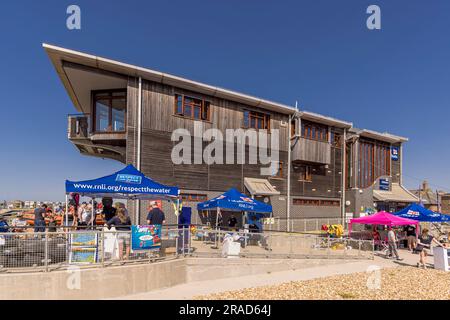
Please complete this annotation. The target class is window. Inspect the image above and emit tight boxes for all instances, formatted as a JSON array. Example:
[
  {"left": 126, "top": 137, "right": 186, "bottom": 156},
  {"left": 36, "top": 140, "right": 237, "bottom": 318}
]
[
  {"left": 301, "top": 121, "right": 328, "bottom": 142},
  {"left": 330, "top": 132, "right": 342, "bottom": 148},
  {"left": 243, "top": 110, "right": 270, "bottom": 130},
  {"left": 270, "top": 161, "right": 283, "bottom": 178},
  {"left": 293, "top": 198, "right": 340, "bottom": 206},
  {"left": 293, "top": 199, "right": 320, "bottom": 206},
  {"left": 175, "top": 94, "right": 210, "bottom": 121},
  {"left": 180, "top": 193, "right": 208, "bottom": 202},
  {"left": 358, "top": 140, "right": 391, "bottom": 188},
  {"left": 93, "top": 90, "right": 127, "bottom": 132},
  {"left": 299, "top": 165, "right": 313, "bottom": 182}
]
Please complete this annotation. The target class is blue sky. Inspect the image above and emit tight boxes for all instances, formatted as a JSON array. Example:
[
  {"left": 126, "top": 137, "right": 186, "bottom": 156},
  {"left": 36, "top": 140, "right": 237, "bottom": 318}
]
[{"left": 1, "top": 0, "right": 449, "bottom": 200}]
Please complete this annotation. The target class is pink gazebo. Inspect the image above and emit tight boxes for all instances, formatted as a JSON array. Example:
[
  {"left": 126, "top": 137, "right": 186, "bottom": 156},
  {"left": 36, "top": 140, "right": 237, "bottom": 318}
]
[{"left": 348, "top": 211, "right": 419, "bottom": 236}]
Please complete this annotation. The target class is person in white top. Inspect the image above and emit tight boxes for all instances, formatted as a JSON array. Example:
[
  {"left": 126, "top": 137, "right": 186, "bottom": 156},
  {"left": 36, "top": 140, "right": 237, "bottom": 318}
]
[{"left": 387, "top": 227, "right": 403, "bottom": 261}]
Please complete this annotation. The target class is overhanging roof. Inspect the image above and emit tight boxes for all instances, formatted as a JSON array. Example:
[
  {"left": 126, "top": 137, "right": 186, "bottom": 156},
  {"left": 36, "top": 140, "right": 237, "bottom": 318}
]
[
  {"left": 298, "top": 110, "right": 353, "bottom": 129},
  {"left": 373, "top": 183, "right": 419, "bottom": 203},
  {"left": 351, "top": 128, "right": 408, "bottom": 143},
  {"left": 43, "top": 43, "right": 296, "bottom": 115},
  {"left": 244, "top": 178, "right": 280, "bottom": 196}
]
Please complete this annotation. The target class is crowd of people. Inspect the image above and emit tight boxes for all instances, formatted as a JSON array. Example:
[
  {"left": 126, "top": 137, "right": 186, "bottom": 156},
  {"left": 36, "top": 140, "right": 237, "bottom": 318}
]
[{"left": 372, "top": 224, "right": 450, "bottom": 269}]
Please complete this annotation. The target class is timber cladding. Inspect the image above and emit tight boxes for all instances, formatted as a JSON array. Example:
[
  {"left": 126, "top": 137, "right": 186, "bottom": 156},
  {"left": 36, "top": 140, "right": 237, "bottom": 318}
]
[{"left": 125, "top": 78, "right": 344, "bottom": 199}]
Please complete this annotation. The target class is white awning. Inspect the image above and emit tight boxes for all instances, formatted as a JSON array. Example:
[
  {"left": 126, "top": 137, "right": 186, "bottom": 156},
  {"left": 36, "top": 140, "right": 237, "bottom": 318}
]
[
  {"left": 244, "top": 178, "right": 280, "bottom": 196},
  {"left": 373, "top": 183, "right": 419, "bottom": 203}
]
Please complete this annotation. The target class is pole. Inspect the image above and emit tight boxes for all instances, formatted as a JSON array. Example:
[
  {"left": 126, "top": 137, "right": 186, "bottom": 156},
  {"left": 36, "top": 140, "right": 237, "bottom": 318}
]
[
  {"left": 287, "top": 107, "right": 294, "bottom": 232},
  {"left": 65, "top": 194, "right": 69, "bottom": 228},
  {"left": 91, "top": 198, "right": 95, "bottom": 229},
  {"left": 341, "top": 128, "right": 347, "bottom": 225},
  {"left": 135, "top": 76, "right": 143, "bottom": 224}
]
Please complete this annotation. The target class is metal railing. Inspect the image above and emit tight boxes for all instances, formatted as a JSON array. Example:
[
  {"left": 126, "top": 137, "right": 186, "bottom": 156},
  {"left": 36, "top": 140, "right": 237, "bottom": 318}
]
[
  {"left": 264, "top": 217, "right": 350, "bottom": 233},
  {"left": 190, "top": 228, "right": 373, "bottom": 260},
  {"left": 0, "top": 226, "right": 373, "bottom": 273}
]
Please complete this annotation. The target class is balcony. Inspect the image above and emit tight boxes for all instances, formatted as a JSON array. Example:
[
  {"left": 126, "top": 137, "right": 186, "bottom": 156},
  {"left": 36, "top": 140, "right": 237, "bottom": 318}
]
[
  {"left": 67, "top": 114, "right": 126, "bottom": 163},
  {"left": 291, "top": 136, "right": 331, "bottom": 165}
]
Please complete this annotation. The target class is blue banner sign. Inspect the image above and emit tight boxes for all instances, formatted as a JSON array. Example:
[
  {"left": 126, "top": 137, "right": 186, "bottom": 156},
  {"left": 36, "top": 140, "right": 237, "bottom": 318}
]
[
  {"left": 391, "top": 147, "right": 399, "bottom": 161},
  {"left": 131, "top": 225, "right": 162, "bottom": 251},
  {"left": 379, "top": 178, "right": 390, "bottom": 191}
]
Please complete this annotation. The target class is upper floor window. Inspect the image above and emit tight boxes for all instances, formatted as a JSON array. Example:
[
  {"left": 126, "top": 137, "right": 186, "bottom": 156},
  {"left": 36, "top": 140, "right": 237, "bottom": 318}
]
[
  {"left": 243, "top": 110, "right": 270, "bottom": 130},
  {"left": 175, "top": 94, "right": 210, "bottom": 121},
  {"left": 330, "top": 132, "right": 342, "bottom": 148},
  {"left": 358, "top": 140, "right": 391, "bottom": 188},
  {"left": 93, "top": 90, "right": 127, "bottom": 132},
  {"left": 301, "top": 121, "right": 328, "bottom": 142}
]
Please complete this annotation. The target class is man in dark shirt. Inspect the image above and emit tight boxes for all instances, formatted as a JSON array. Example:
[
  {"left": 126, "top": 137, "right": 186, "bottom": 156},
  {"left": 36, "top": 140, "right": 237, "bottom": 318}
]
[
  {"left": 228, "top": 214, "right": 238, "bottom": 230},
  {"left": 146, "top": 201, "right": 165, "bottom": 225},
  {"left": 34, "top": 204, "right": 47, "bottom": 233},
  {"left": 102, "top": 197, "right": 117, "bottom": 222}
]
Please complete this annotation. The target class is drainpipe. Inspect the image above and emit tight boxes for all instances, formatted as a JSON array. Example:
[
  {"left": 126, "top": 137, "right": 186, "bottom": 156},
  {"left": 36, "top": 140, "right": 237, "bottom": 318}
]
[
  {"left": 341, "top": 128, "right": 347, "bottom": 224},
  {"left": 135, "top": 77, "right": 142, "bottom": 224}
]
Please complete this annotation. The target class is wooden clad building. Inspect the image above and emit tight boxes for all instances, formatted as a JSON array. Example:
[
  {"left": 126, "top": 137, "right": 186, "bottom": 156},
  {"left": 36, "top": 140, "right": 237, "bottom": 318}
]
[{"left": 44, "top": 44, "right": 417, "bottom": 226}]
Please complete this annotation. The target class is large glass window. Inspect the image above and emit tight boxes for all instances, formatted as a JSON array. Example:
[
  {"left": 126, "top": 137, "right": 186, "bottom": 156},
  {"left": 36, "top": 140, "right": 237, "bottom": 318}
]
[
  {"left": 301, "top": 121, "right": 328, "bottom": 142},
  {"left": 93, "top": 90, "right": 127, "bottom": 132},
  {"left": 358, "top": 140, "right": 391, "bottom": 188}
]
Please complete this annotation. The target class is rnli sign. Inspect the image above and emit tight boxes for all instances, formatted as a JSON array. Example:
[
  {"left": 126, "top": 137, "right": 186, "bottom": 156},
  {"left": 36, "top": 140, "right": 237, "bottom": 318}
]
[
  {"left": 116, "top": 174, "right": 142, "bottom": 184},
  {"left": 391, "top": 147, "right": 399, "bottom": 161}
]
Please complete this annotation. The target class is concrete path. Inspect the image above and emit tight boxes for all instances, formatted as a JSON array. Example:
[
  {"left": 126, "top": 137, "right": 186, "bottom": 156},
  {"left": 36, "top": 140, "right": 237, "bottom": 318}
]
[{"left": 116, "top": 250, "right": 422, "bottom": 300}]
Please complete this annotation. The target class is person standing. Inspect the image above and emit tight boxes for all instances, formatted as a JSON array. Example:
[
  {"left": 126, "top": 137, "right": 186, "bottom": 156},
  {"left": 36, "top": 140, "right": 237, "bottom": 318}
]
[
  {"left": 106, "top": 208, "right": 132, "bottom": 260},
  {"left": 387, "top": 227, "right": 403, "bottom": 261},
  {"left": 34, "top": 204, "right": 47, "bottom": 233},
  {"left": 416, "top": 228, "right": 444, "bottom": 269},
  {"left": 405, "top": 225, "right": 417, "bottom": 252},
  {"left": 227, "top": 214, "right": 238, "bottom": 231},
  {"left": 146, "top": 201, "right": 165, "bottom": 225}
]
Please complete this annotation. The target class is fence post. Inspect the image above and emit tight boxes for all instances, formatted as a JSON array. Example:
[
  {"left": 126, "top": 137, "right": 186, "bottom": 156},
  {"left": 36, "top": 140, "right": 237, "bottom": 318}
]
[
  {"left": 304, "top": 219, "right": 306, "bottom": 232},
  {"left": 327, "top": 237, "right": 330, "bottom": 259},
  {"left": 316, "top": 219, "right": 319, "bottom": 231},
  {"left": 44, "top": 230, "right": 49, "bottom": 272},
  {"left": 101, "top": 229, "right": 105, "bottom": 267},
  {"left": 175, "top": 233, "right": 179, "bottom": 258}
]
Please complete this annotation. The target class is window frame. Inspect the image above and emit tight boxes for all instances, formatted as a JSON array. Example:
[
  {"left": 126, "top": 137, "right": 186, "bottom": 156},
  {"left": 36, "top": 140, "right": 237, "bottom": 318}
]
[
  {"left": 298, "top": 165, "right": 313, "bottom": 182},
  {"left": 300, "top": 121, "right": 329, "bottom": 142},
  {"left": 92, "top": 89, "right": 127, "bottom": 133},
  {"left": 174, "top": 94, "right": 211, "bottom": 121},
  {"left": 243, "top": 110, "right": 271, "bottom": 130}
]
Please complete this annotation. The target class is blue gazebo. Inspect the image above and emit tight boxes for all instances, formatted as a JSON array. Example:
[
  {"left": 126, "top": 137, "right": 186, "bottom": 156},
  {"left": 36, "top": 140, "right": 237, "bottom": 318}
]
[
  {"left": 197, "top": 188, "right": 272, "bottom": 231},
  {"left": 394, "top": 203, "right": 449, "bottom": 222},
  {"left": 65, "top": 164, "right": 179, "bottom": 225}
]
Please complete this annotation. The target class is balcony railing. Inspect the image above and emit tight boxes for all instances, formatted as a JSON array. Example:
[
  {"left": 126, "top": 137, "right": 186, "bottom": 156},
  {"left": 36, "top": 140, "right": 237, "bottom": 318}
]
[
  {"left": 68, "top": 114, "right": 90, "bottom": 140},
  {"left": 291, "top": 137, "right": 331, "bottom": 164}
]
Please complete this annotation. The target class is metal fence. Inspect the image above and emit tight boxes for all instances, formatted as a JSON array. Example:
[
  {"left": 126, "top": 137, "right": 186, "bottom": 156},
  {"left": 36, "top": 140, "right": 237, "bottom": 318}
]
[
  {"left": 190, "top": 229, "right": 373, "bottom": 260},
  {"left": 0, "top": 226, "right": 373, "bottom": 272},
  {"left": 265, "top": 217, "right": 350, "bottom": 233}
]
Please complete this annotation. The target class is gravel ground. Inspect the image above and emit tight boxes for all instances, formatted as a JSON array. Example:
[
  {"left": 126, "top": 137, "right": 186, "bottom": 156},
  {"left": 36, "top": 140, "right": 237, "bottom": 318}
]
[{"left": 196, "top": 267, "right": 450, "bottom": 300}]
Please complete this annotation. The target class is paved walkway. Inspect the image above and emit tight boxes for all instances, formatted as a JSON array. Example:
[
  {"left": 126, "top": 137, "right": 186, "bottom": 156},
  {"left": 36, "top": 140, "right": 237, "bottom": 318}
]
[{"left": 116, "top": 249, "right": 423, "bottom": 300}]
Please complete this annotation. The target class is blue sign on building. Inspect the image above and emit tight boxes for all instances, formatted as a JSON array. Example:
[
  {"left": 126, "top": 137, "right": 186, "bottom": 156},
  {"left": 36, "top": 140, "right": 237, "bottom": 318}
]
[
  {"left": 391, "top": 147, "right": 399, "bottom": 161},
  {"left": 379, "top": 178, "right": 390, "bottom": 191}
]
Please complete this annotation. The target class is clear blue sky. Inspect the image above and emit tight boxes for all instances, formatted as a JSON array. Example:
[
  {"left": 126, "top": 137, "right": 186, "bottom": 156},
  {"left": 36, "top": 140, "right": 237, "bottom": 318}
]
[{"left": 1, "top": 0, "right": 449, "bottom": 201}]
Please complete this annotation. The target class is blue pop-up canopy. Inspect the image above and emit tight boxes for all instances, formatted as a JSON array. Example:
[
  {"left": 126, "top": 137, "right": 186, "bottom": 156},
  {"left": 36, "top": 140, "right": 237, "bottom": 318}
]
[
  {"left": 394, "top": 203, "right": 449, "bottom": 222},
  {"left": 197, "top": 188, "right": 272, "bottom": 213},
  {"left": 65, "top": 164, "right": 179, "bottom": 200}
]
